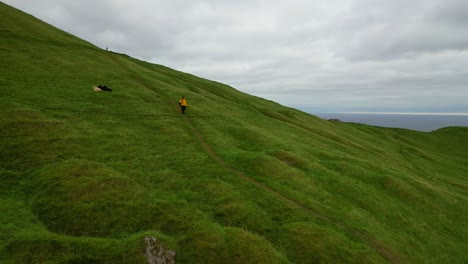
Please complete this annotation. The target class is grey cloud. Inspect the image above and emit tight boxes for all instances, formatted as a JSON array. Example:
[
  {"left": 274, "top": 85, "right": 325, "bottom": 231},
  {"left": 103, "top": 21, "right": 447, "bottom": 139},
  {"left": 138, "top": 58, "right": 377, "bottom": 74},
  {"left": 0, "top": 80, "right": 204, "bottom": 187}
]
[
  {"left": 330, "top": 0, "right": 468, "bottom": 61},
  {"left": 429, "top": 0, "right": 468, "bottom": 26}
]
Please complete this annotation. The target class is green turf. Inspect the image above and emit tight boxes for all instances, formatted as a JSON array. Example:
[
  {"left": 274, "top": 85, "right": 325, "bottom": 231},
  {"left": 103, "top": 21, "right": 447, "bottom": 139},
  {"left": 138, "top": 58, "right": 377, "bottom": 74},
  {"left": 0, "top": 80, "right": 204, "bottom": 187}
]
[{"left": 1, "top": 2, "right": 467, "bottom": 263}]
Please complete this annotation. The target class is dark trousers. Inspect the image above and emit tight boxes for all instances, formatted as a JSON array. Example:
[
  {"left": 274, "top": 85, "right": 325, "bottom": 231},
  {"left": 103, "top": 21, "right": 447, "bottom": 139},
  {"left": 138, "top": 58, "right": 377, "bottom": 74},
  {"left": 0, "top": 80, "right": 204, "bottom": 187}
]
[{"left": 181, "top": 105, "right": 186, "bottom": 114}]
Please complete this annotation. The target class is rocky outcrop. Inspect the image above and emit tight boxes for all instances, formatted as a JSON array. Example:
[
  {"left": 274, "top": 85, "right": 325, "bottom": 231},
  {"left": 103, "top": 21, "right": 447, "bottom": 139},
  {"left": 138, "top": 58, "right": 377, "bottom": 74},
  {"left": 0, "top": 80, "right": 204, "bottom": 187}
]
[{"left": 144, "top": 236, "right": 176, "bottom": 264}]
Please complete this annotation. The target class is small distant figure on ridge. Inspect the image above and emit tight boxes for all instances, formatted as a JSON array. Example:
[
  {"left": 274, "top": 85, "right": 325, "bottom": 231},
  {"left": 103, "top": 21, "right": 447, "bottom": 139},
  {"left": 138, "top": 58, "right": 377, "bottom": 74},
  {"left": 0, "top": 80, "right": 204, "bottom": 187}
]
[{"left": 179, "top": 95, "right": 188, "bottom": 114}]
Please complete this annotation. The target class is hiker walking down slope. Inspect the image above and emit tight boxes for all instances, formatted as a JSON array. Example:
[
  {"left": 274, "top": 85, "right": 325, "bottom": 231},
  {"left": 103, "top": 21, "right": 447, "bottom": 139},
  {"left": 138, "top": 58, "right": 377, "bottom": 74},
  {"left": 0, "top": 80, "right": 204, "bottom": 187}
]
[{"left": 179, "top": 95, "right": 188, "bottom": 114}]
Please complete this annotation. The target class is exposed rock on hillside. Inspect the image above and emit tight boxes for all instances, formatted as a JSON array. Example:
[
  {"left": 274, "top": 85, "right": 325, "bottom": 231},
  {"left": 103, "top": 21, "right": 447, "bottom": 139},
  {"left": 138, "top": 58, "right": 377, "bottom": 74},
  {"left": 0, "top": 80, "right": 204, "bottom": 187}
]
[{"left": 144, "top": 236, "right": 176, "bottom": 264}]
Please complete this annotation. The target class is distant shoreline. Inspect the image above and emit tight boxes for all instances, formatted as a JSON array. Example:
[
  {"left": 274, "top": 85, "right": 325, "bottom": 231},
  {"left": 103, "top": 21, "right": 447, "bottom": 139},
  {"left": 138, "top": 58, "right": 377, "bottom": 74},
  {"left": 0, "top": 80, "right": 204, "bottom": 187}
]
[
  {"left": 312, "top": 112, "right": 468, "bottom": 132},
  {"left": 338, "top": 112, "right": 468, "bottom": 116}
]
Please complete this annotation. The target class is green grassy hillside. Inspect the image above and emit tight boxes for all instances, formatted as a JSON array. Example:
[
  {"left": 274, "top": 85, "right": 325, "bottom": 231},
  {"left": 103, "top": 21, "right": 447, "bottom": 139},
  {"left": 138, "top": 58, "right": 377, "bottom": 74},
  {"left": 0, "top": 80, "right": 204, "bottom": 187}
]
[{"left": 1, "top": 2, "right": 467, "bottom": 263}]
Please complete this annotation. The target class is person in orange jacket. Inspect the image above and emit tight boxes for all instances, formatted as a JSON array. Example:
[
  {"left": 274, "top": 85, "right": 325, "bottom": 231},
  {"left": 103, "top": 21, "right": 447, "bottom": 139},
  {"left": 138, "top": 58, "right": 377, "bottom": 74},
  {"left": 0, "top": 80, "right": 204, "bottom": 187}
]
[{"left": 179, "top": 95, "right": 188, "bottom": 114}]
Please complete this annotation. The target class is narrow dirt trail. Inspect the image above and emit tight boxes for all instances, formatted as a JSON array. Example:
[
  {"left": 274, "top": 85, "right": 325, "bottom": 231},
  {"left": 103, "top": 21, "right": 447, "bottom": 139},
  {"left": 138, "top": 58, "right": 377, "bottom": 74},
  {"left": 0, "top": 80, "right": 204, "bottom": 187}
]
[{"left": 177, "top": 105, "right": 403, "bottom": 264}]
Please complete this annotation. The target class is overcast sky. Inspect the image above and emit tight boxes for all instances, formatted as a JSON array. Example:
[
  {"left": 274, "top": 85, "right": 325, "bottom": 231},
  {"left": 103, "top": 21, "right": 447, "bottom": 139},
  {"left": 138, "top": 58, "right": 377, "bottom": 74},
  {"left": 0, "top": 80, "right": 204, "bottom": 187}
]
[{"left": 4, "top": 0, "right": 468, "bottom": 113}]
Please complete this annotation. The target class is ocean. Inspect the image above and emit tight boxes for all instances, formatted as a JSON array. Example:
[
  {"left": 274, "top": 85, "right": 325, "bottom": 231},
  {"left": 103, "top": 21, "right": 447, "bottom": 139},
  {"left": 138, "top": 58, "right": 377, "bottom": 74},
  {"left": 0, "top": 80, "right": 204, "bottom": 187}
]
[{"left": 313, "top": 113, "right": 468, "bottom": 132}]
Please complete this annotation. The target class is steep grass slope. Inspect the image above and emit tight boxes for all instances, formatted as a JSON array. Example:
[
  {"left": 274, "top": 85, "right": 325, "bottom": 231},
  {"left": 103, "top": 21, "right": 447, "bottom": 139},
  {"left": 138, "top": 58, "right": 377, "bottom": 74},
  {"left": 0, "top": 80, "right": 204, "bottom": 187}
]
[{"left": 1, "top": 2, "right": 467, "bottom": 263}]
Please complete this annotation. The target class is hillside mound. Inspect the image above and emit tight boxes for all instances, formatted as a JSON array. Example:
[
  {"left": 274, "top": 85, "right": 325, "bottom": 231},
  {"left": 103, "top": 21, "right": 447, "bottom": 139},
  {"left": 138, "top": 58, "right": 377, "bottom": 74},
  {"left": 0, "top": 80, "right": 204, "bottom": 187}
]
[{"left": 30, "top": 160, "right": 157, "bottom": 237}]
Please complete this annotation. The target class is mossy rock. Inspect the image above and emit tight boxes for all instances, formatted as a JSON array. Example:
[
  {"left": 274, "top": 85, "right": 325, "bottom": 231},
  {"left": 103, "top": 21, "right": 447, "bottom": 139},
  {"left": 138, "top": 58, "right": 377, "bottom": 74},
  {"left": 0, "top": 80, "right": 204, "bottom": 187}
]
[{"left": 30, "top": 159, "right": 157, "bottom": 237}]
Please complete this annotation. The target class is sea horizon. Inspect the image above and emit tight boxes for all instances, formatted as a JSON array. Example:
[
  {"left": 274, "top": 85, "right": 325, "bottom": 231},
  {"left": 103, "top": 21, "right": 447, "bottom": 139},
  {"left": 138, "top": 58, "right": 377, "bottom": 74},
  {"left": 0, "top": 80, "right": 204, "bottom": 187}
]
[
  {"left": 339, "top": 111, "right": 468, "bottom": 116},
  {"left": 312, "top": 112, "right": 468, "bottom": 132}
]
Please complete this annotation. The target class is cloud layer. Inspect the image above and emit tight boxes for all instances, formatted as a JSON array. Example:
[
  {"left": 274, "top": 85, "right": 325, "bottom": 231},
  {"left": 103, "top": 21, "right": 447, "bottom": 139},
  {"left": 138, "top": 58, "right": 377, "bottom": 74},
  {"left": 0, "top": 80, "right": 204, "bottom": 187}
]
[{"left": 5, "top": 0, "right": 468, "bottom": 112}]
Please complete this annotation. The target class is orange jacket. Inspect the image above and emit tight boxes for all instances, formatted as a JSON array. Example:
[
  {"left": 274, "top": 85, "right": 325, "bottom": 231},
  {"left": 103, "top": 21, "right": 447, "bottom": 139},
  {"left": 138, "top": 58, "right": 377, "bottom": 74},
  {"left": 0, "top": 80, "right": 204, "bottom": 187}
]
[{"left": 179, "top": 98, "right": 187, "bottom": 106}]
